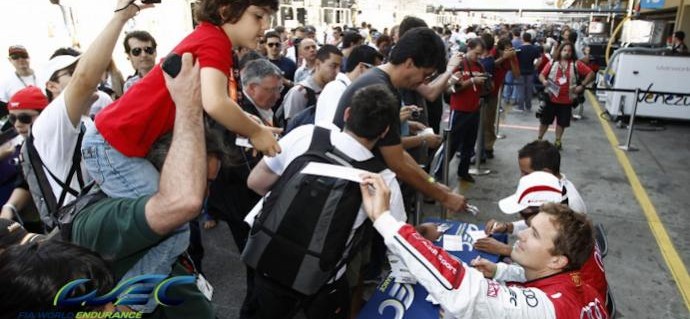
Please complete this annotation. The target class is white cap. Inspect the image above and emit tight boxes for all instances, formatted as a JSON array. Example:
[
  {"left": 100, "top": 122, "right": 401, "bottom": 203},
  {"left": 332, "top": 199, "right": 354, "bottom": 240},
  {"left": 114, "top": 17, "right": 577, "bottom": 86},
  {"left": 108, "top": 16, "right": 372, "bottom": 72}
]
[
  {"left": 498, "top": 171, "right": 563, "bottom": 214},
  {"left": 38, "top": 55, "right": 80, "bottom": 89}
]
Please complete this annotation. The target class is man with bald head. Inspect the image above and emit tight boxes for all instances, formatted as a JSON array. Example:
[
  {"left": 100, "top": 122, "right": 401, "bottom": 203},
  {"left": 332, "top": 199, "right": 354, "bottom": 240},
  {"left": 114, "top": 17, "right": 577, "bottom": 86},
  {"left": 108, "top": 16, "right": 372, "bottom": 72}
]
[{"left": 293, "top": 38, "right": 318, "bottom": 83}]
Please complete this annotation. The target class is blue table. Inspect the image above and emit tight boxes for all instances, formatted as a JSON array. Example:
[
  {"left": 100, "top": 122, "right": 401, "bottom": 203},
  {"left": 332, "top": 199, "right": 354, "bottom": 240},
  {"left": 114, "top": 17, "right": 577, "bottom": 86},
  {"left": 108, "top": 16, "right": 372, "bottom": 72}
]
[{"left": 358, "top": 219, "right": 506, "bottom": 319}]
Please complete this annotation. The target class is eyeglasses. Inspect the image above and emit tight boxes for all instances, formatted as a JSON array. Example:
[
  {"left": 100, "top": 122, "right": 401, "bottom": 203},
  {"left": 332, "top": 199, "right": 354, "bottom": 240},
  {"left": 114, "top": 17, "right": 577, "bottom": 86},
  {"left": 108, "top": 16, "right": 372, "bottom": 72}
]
[
  {"left": 50, "top": 69, "right": 73, "bottom": 82},
  {"left": 267, "top": 42, "right": 281, "bottom": 48},
  {"left": 257, "top": 84, "right": 284, "bottom": 94},
  {"left": 361, "top": 63, "right": 374, "bottom": 69},
  {"left": 10, "top": 54, "right": 28, "bottom": 60},
  {"left": 424, "top": 71, "right": 438, "bottom": 83},
  {"left": 8, "top": 113, "right": 35, "bottom": 125},
  {"left": 130, "top": 46, "right": 156, "bottom": 57}
]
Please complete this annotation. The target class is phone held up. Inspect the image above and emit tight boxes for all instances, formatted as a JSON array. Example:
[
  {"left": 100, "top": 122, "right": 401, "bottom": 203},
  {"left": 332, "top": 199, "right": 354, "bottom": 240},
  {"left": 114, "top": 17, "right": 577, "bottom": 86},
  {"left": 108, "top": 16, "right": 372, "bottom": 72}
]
[{"left": 162, "top": 53, "right": 182, "bottom": 78}]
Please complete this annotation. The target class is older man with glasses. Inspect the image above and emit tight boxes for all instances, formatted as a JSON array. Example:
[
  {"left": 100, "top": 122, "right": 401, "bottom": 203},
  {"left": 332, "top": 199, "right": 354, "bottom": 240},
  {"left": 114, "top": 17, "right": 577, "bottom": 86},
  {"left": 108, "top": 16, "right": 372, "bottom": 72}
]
[
  {"left": 122, "top": 30, "right": 158, "bottom": 93},
  {"left": 1, "top": 46, "right": 37, "bottom": 116}
]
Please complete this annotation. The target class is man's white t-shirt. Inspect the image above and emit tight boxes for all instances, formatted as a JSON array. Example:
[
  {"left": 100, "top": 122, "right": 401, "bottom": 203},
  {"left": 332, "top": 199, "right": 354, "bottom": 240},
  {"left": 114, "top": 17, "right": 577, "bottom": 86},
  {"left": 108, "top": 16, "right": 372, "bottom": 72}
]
[
  {"left": 561, "top": 174, "right": 587, "bottom": 214},
  {"left": 0, "top": 72, "right": 37, "bottom": 102},
  {"left": 314, "top": 72, "right": 350, "bottom": 126},
  {"left": 88, "top": 90, "right": 114, "bottom": 118},
  {"left": 31, "top": 93, "right": 94, "bottom": 205}
]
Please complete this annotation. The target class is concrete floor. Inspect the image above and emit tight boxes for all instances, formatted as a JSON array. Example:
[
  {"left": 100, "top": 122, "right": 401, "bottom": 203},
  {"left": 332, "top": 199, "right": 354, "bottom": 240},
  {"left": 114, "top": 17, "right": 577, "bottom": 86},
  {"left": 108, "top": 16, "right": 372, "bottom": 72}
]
[{"left": 200, "top": 96, "right": 690, "bottom": 319}]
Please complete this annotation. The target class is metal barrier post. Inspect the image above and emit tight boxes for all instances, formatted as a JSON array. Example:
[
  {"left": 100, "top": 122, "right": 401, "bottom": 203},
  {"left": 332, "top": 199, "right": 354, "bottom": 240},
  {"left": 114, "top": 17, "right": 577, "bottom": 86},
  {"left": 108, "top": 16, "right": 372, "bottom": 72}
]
[
  {"left": 469, "top": 98, "right": 491, "bottom": 176},
  {"left": 618, "top": 88, "right": 640, "bottom": 152},
  {"left": 441, "top": 127, "right": 451, "bottom": 220},
  {"left": 414, "top": 186, "right": 423, "bottom": 226},
  {"left": 495, "top": 86, "right": 506, "bottom": 139}
]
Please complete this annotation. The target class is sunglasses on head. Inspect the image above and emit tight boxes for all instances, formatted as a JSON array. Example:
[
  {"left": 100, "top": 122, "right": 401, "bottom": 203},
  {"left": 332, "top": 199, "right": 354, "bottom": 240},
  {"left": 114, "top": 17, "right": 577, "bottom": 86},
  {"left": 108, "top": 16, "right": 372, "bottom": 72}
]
[
  {"left": 130, "top": 46, "right": 155, "bottom": 57},
  {"left": 8, "top": 113, "right": 34, "bottom": 125},
  {"left": 10, "top": 54, "right": 28, "bottom": 60},
  {"left": 267, "top": 42, "right": 281, "bottom": 48}
]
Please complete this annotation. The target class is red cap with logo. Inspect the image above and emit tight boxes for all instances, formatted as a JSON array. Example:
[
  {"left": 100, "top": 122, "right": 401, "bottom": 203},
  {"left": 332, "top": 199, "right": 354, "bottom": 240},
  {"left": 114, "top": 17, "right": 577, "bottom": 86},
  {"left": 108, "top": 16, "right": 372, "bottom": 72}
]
[{"left": 8, "top": 86, "right": 49, "bottom": 111}]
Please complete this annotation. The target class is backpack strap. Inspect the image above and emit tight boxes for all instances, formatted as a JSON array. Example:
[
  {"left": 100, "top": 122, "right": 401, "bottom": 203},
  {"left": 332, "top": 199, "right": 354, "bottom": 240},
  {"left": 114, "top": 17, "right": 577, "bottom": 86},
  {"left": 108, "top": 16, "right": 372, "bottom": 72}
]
[
  {"left": 57, "top": 183, "right": 107, "bottom": 241},
  {"left": 302, "top": 86, "right": 317, "bottom": 108},
  {"left": 25, "top": 125, "right": 86, "bottom": 220},
  {"left": 327, "top": 218, "right": 373, "bottom": 280},
  {"left": 25, "top": 132, "right": 60, "bottom": 215},
  {"left": 307, "top": 126, "right": 334, "bottom": 154}
]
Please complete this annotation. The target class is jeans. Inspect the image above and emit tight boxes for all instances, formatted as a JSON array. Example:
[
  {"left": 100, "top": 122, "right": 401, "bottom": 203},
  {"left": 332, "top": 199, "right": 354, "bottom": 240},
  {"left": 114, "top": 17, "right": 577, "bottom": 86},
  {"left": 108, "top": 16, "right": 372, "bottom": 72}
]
[
  {"left": 517, "top": 74, "right": 535, "bottom": 110},
  {"left": 512, "top": 75, "right": 525, "bottom": 110},
  {"left": 503, "top": 71, "right": 515, "bottom": 101},
  {"left": 81, "top": 125, "right": 190, "bottom": 313}
]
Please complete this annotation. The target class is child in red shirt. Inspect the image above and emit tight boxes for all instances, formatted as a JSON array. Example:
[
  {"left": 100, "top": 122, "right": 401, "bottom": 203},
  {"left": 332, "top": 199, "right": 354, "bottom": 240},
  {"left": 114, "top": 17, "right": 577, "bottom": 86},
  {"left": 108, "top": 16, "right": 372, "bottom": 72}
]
[{"left": 83, "top": 0, "right": 281, "bottom": 199}]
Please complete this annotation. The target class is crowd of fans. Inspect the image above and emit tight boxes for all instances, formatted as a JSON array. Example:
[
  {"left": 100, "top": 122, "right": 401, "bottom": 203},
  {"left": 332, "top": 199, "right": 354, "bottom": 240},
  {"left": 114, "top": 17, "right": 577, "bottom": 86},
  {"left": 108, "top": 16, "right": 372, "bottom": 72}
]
[{"left": 0, "top": 0, "right": 624, "bottom": 318}]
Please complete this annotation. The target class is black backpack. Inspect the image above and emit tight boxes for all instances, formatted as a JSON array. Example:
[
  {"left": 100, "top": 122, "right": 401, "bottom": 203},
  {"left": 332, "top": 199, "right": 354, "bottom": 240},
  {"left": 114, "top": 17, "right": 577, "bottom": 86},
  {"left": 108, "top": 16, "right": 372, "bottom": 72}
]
[
  {"left": 275, "top": 85, "right": 317, "bottom": 131},
  {"left": 241, "top": 126, "right": 385, "bottom": 295}
]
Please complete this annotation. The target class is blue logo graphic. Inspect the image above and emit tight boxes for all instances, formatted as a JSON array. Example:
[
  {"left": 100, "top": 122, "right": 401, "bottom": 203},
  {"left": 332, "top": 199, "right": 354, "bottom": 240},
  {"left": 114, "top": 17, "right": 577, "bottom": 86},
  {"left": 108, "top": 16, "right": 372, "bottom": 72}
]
[{"left": 54, "top": 275, "right": 196, "bottom": 307}]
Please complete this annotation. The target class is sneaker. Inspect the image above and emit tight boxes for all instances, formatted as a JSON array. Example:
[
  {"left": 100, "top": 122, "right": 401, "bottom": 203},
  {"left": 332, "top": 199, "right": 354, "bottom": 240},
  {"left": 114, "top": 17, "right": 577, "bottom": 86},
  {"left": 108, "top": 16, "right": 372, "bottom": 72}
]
[
  {"left": 459, "top": 174, "right": 476, "bottom": 183},
  {"left": 555, "top": 140, "right": 562, "bottom": 150},
  {"left": 573, "top": 114, "right": 582, "bottom": 120},
  {"left": 469, "top": 155, "right": 486, "bottom": 165},
  {"left": 511, "top": 107, "right": 525, "bottom": 113}
]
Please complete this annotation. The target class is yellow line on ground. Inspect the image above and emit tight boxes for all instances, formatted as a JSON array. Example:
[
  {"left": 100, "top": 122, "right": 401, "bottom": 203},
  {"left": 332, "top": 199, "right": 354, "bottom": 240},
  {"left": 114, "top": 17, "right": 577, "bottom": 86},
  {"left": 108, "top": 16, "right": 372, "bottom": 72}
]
[
  {"left": 499, "top": 124, "right": 555, "bottom": 132},
  {"left": 587, "top": 91, "right": 690, "bottom": 312}
]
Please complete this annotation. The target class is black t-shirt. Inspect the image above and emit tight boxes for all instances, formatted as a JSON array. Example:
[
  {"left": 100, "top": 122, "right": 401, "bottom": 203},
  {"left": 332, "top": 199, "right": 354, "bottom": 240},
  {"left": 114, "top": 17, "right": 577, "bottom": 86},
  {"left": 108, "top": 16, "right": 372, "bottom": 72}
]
[
  {"left": 269, "top": 56, "right": 298, "bottom": 82},
  {"left": 333, "top": 68, "right": 401, "bottom": 147}
]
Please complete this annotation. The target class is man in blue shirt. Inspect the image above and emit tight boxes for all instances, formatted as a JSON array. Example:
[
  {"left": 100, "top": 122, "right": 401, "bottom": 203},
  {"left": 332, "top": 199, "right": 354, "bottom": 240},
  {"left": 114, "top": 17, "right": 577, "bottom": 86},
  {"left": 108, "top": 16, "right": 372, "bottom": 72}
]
[{"left": 514, "top": 32, "right": 541, "bottom": 112}]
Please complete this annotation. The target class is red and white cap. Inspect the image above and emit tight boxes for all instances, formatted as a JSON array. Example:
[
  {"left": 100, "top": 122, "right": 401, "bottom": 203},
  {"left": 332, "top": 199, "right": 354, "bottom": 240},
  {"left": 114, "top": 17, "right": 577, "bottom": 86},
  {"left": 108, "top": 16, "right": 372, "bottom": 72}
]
[{"left": 499, "top": 171, "right": 563, "bottom": 214}]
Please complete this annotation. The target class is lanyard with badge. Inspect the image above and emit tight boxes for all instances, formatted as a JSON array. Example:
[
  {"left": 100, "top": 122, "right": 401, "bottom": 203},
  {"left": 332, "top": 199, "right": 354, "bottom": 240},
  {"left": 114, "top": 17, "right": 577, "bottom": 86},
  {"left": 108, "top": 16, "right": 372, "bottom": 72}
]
[
  {"left": 180, "top": 252, "right": 214, "bottom": 301},
  {"left": 557, "top": 61, "right": 569, "bottom": 85},
  {"left": 15, "top": 72, "right": 35, "bottom": 87}
]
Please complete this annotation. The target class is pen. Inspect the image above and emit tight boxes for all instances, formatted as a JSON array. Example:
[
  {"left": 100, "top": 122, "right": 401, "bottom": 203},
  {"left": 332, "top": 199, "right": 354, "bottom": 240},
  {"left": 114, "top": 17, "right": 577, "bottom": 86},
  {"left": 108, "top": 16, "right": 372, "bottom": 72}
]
[{"left": 472, "top": 256, "right": 481, "bottom": 265}]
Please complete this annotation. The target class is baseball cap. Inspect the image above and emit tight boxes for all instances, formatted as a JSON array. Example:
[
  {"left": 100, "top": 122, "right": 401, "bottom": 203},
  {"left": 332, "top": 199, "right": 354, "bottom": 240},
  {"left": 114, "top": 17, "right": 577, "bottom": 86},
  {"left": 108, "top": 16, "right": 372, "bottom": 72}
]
[
  {"left": 8, "top": 86, "right": 49, "bottom": 111},
  {"left": 40, "top": 55, "right": 80, "bottom": 84},
  {"left": 498, "top": 171, "right": 563, "bottom": 214},
  {"left": 8, "top": 45, "right": 28, "bottom": 56}
]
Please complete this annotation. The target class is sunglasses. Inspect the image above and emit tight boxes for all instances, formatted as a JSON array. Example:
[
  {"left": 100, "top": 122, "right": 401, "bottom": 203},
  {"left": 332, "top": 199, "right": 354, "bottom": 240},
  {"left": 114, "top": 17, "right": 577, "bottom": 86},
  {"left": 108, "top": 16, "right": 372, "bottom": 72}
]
[
  {"left": 267, "top": 42, "right": 281, "bottom": 48},
  {"left": 130, "top": 46, "right": 155, "bottom": 57},
  {"left": 8, "top": 113, "right": 35, "bottom": 125},
  {"left": 10, "top": 54, "right": 28, "bottom": 60},
  {"left": 50, "top": 69, "right": 73, "bottom": 82}
]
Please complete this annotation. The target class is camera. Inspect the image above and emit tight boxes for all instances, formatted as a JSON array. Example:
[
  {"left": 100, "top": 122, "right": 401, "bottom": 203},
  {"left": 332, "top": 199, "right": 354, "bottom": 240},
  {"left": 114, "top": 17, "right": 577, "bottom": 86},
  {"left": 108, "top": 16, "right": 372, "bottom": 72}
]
[{"left": 411, "top": 109, "right": 421, "bottom": 120}]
